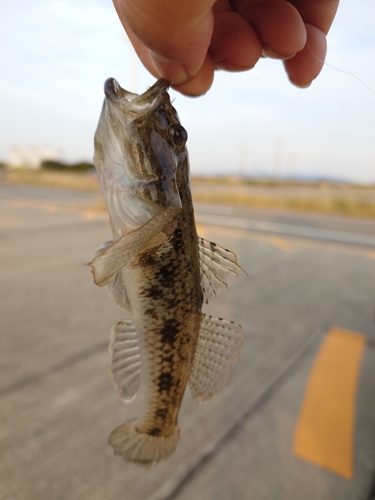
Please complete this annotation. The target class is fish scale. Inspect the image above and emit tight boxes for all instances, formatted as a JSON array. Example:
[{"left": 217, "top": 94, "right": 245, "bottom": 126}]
[{"left": 89, "top": 78, "right": 245, "bottom": 466}]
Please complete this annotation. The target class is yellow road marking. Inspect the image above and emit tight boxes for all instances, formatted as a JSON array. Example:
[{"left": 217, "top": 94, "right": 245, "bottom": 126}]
[
  {"left": 198, "top": 224, "right": 293, "bottom": 252},
  {"left": 267, "top": 235, "right": 293, "bottom": 253},
  {"left": 196, "top": 223, "right": 207, "bottom": 237},
  {"left": 199, "top": 223, "right": 375, "bottom": 260},
  {"left": 195, "top": 223, "right": 293, "bottom": 258},
  {"left": 0, "top": 215, "right": 23, "bottom": 227},
  {"left": 11, "top": 199, "right": 108, "bottom": 220},
  {"left": 82, "top": 209, "right": 107, "bottom": 220},
  {"left": 293, "top": 327, "right": 367, "bottom": 479}
]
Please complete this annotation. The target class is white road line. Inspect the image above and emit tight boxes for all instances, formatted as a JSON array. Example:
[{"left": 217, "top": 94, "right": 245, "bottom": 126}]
[{"left": 195, "top": 212, "right": 375, "bottom": 248}]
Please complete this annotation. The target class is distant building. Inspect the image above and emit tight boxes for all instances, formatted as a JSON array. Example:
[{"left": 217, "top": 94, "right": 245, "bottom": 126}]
[{"left": 7, "top": 147, "right": 60, "bottom": 169}]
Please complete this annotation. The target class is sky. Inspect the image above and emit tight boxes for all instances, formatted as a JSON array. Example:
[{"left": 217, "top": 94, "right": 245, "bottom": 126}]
[{"left": 1, "top": 0, "right": 375, "bottom": 182}]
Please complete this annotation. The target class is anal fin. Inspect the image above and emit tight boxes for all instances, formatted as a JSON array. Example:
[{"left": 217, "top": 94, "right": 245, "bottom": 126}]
[
  {"left": 189, "top": 314, "right": 245, "bottom": 402},
  {"left": 110, "top": 319, "right": 142, "bottom": 402}
]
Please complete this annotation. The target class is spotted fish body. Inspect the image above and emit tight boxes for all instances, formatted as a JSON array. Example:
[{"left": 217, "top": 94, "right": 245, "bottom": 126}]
[{"left": 90, "top": 78, "right": 244, "bottom": 466}]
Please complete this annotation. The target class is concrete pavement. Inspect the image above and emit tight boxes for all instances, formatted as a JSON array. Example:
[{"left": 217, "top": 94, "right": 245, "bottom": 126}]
[{"left": 1, "top": 184, "right": 375, "bottom": 500}]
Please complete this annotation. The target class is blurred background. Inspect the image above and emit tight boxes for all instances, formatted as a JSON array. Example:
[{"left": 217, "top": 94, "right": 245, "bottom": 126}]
[
  {"left": 1, "top": 1, "right": 375, "bottom": 499},
  {"left": 1, "top": 0, "right": 374, "bottom": 182}
]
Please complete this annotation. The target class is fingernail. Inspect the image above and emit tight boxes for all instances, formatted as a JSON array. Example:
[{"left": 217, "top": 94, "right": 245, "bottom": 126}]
[
  {"left": 296, "top": 82, "right": 312, "bottom": 89},
  {"left": 214, "top": 61, "right": 248, "bottom": 72},
  {"left": 282, "top": 53, "right": 298, "bottom": 61},
  {"left": 150, "top": 51, "right": 189, "bottom": 85},
  {"left": 262, "top": 47, "right": 296, "bottom": 61}
]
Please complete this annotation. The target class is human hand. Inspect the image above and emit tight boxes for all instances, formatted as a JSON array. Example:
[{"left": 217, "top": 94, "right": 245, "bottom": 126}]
[{"left": 113, "top": 0, "right": 340, "bottom": 96}]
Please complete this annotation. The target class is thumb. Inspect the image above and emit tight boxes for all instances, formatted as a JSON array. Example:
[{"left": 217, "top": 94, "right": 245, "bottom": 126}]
[{"left": 113, "top": 0, "right": 215, "bottom": 84}]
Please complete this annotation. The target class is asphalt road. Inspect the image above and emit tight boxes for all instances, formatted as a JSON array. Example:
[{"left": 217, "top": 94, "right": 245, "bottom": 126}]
[{"left": 1, "top": 184, "right": 375, "bottom": 500}]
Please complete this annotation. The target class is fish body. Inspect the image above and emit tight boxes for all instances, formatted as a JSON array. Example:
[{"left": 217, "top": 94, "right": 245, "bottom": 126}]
[{"left": 90, "top": 78, "right": 244, "bottom": 466}]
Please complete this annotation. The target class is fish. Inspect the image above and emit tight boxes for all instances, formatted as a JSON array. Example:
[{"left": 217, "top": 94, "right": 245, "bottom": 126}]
[{"left": 89, "top": 78, "right": 245, "bottom": 467}]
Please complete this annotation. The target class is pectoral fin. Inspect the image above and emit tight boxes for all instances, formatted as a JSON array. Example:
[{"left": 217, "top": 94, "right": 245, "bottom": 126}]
[
  {"left": 189, "top": 315, "right": 245, "bottom": 402},
  {"left": 89, "top": 207, "right": 180, "bottom": 286},
  {"left": 199, "top": 237, "right": 244, "bottom": 303},
  {"left": 110, "top": 319, "right": 142, "bottom": 402}
]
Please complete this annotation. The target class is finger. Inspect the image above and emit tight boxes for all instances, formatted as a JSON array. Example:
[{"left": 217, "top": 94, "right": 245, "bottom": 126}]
[
  {"left": 234, "top": 0, "right": 307, "bottom": 59},
  {"left": 121, "top": 21, "right": 161, "bottom": 80},
  {"left": 113, "top": 0, "right": 215, "bottom": 84},
  {"left": 171, "top": 54, "right": 215, "bottom": 96},
  {"left": 283, "top": 23, "right": 327, "bottom": 87},
  {"left": 209, "top": 11, "right": 262, "bottom": 71},
  {"left": 120, "top": 17, "right": 215, "bottom": 96},
  {"left": 287, "top": 0, "right": 340, "bottom": 34}
]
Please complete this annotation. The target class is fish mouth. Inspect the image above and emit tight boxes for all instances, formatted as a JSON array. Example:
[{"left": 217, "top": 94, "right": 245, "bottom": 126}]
[{"left": 104, "top": 78, "right": 169, "bottom": 108}]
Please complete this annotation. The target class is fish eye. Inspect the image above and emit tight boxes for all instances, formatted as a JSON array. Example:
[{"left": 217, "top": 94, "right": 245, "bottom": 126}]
[{"left": 168, "top": 124, "right": 188, "bottom": 146}]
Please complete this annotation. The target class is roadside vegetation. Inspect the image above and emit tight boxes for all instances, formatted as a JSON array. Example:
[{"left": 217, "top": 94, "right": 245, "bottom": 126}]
[
  {"left": 191, "top": 188, "right": 375, "bottom": 218},
  {"left": 4, "top": 163, "right": 98, "bottom": 191},
  {"left": 41, "top": 160, "right": 94, "bottom": 172},
  {"left": 190, "top": 177, "right": 375, "bottom": 218},
  {"left": 3, "top": 166, "right": 375, "bottom": 218}
]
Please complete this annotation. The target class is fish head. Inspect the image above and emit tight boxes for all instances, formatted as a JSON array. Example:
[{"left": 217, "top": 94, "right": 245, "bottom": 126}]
[{"left": 94, "top": 78, "right": 187, "bottom": 235}]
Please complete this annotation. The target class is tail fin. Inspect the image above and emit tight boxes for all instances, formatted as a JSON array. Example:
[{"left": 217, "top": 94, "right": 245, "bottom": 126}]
[{"left": 108, "top": 420, "right": 180, "bottom": 467}]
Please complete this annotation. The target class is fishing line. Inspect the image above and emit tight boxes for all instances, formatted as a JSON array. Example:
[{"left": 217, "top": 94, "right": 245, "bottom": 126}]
[{"left": 306, "top": 41, "right": 375, "bottom": 96}]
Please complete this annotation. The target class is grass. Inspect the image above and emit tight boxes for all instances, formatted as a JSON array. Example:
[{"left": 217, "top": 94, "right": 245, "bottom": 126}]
[
  {"left": 4, "top": 169, "right": 375, "bottom": 218},
  {"left": 5, "top": 169, "right": 100, "bottom": 191},
  {"left": 191, "top": 191, "right": 375, "bottom": 218}
]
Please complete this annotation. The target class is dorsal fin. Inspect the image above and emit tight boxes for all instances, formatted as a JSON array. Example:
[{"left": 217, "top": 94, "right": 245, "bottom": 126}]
[
  {"left": 110, "top": 319, "right": 142, "bottom": 402},
  {"left": 189, "top": 315, "right": 245, "bottom": 402},
  {"left": 199, "top": 237, "right": 243, "bottom": 303}
]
